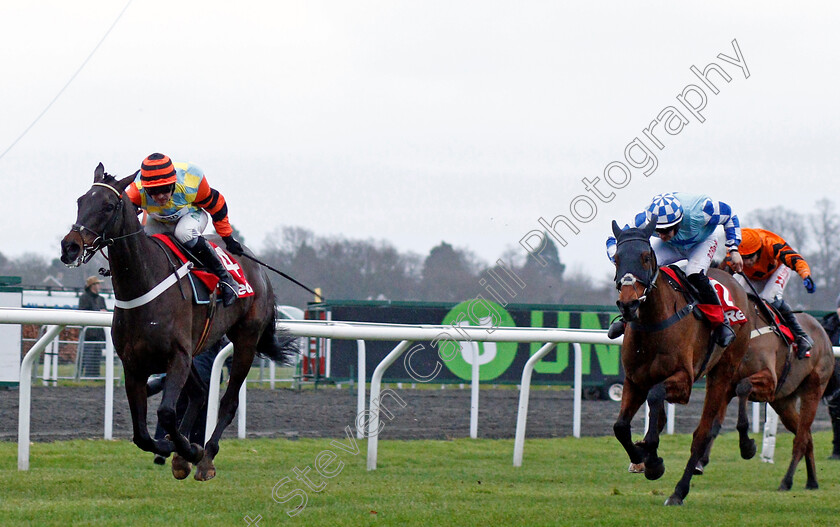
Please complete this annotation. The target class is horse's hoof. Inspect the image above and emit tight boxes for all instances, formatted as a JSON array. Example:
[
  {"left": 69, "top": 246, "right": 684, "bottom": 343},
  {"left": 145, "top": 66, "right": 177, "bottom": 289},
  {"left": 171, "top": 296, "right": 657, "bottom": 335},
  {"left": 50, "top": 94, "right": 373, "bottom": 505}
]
[
  {"left": 740, "top": 439, "right": 756, "bottom": 460},
  {"left": 171, "top": 454, "right": 192, "bottom": 480},
  {"left": 194, "top": 466, "right": 216, "bottom": 481},
  {"left": 778, "top": 480, "right": 792, "bottom": 491},
  {"left": 806, "top": 481, "right": 819, "bottom": 490},
  {"left": 628, "top": 462, "right": 645, "bottom": 474},
  {"left": 644, "top": 458, "right": 665, "bottom": 481},
  {"left": 693, "top": 462, "right": 704, "bottom": 475},
  {"left": 664, "top": 495, "right": 684, "bottom": 506},
  {"left": 195, "top": 458, "right": 216, "bottom": 482}
]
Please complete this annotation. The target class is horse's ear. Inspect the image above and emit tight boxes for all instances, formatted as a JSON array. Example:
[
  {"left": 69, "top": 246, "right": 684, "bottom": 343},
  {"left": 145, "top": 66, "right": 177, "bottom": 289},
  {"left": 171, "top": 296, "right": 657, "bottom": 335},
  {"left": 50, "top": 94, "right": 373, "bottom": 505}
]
[
  {"left": 643, "top": 214, "right": 658, "bottom": 237},
  {"left": 611, "top": 220, "right": 622, "bottom": 238},
  {"left": 114, "top": 171, "right": 138, "bottom": 194},
  {"left": 94, "top": 163, "right": 105, "bottom": 182}
]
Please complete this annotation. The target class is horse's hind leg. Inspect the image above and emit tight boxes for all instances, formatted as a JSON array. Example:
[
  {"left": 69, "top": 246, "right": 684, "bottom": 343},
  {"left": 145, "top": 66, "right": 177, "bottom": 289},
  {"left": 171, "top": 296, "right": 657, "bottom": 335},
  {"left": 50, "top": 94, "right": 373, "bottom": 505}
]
[
  {"left": 195, "top": 342, "right": 257, "bottom": 481},
  {"left": 613, "top": 378, "right": 649, "bottom": 473},
  {"left": 696, "top": 397, "right": 729, "bottom": 475},
  {"left": 735, "top": 378, "right": 757, "bottom": 460},
  {"left": 779, "top": 375, "right": 822, "bottom": 491},
  {"left": 639, "top": 383, "right": 666, "bottom": 480},
  {"left": 666, "top": 372, "right": 732, "bottom": 506}
]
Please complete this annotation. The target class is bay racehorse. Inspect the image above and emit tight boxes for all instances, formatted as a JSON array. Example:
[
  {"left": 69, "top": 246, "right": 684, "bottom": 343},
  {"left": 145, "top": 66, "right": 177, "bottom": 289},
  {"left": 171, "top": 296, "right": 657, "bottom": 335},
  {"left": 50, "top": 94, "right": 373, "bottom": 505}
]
[
  {"left": 724, "top": 288, "right": 836, "bottom": 490},
  {"left": 611, "top": 217, "right": 751, "bottom": 505},
  {"left": 60, "top": 164, "right": 297, "bottom": 480}
]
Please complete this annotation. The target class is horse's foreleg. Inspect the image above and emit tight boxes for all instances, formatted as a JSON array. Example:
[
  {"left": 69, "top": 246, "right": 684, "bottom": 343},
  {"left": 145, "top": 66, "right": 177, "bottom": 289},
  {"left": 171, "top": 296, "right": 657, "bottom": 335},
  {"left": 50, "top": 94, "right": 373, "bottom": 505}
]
[
  {"left": 735, "top": 378, "right": 757, "bottom": 460},
  {"left": 640, "top": 383, "right": 666, "bottom": 480},
  {"left": 666, "top": 373, "right": 732, "bottom": 506},
  {"left": 773, "top": 397, "right": 801, "bottom": 491},
  {"left": 176, "top": 368, "right": 208, "bottom": 441},
  {"left": 158, "top": 352, "right": 204, "bottom": 466},
  {"left": 170, "top": 370, "right": 209, "bottom": 480},
  {"left": 613, "top": 378, "right": 649, "bottom": 471},
  {"left": 125, "top": 372, "right": 171, "bottom": 455}
]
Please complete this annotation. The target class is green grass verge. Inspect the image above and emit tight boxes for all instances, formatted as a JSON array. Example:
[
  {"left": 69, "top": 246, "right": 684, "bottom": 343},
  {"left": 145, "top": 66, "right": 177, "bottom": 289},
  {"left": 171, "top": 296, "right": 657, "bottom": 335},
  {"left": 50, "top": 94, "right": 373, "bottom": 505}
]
[{"left": 1, "top": 431, "right": 839, "bottom": 526}]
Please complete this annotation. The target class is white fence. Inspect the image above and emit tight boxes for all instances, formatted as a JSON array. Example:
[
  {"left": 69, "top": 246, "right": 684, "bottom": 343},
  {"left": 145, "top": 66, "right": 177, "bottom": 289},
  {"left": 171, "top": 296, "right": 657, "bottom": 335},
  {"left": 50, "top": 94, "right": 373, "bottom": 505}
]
[{"left": 4, "top": 307, "right": 839, "bottom": 472}]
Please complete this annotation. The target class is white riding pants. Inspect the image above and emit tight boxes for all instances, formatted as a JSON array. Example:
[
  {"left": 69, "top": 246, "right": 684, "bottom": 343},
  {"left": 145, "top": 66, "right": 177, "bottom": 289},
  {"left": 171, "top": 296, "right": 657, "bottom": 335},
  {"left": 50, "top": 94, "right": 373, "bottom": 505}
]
[
  {"left": 651, "top": 236, "right": 718, "bottom": 276},
  {"left": 144, "top": 210, "right": 209, "bottom": 246},
  {"left": 733, "top": 265, "right": 791, "bottom": 302}
]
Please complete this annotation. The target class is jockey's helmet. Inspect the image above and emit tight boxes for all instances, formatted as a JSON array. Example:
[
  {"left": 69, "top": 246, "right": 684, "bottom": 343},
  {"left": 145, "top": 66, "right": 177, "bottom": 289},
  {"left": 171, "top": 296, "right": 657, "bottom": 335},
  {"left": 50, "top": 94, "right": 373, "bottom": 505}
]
[
  {"left": 140, "top": 153, "right": 177, "bottom": 188},
  {"left": 645, "top": 193, "right": 683, "bottom": 228},
  {"left": 738, "top": 228, "right": 761, "bottom": 257}
]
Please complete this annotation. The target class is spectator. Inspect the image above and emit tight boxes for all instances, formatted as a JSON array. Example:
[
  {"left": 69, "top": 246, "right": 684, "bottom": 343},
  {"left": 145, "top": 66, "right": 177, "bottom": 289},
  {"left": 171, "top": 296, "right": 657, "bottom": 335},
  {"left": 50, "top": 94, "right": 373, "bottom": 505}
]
[
  {"left": 77, "top": 276, "right": 108, "bottom": 377},
  {"left": 822, "top": 296, "right": 840, "bottom": 459}
]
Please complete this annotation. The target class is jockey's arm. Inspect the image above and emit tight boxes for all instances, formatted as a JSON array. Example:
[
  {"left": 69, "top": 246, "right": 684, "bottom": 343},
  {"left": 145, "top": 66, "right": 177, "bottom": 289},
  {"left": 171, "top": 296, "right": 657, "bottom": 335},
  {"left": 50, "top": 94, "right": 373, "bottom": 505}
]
[{"left": 193, "top": 177, "right": 233, "bottom": 238}]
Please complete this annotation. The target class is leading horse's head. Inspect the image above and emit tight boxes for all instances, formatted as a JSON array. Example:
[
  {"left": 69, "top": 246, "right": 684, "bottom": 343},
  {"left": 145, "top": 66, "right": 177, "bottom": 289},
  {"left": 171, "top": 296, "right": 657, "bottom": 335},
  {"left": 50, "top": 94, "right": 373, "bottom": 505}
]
[
  {"left": 60, "top": 163, "right": 138, "bottom": 267},
  {"left": 612, "top": 215, "right": 659, "bottom": 322}
]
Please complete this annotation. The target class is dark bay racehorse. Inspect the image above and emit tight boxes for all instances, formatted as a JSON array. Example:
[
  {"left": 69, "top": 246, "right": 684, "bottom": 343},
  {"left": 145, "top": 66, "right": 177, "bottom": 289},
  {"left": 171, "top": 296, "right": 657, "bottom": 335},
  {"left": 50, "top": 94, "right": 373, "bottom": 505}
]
[
  {"left": 727, "top": 293, "right": 836, "bottom": 490},
  {"left": 60, "top": 164, "right": 297, "bottom": 480},
  {"left": 611, "top": 218, "right": 751, "bottom": 505}
]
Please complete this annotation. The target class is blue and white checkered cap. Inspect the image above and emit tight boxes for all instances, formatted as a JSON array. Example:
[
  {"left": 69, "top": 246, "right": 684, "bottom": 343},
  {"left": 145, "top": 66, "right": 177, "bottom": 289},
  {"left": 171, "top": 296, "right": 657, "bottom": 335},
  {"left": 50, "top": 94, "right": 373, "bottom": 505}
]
[{"left": 645, "top": 193, "right": 683, "bottom": 228}]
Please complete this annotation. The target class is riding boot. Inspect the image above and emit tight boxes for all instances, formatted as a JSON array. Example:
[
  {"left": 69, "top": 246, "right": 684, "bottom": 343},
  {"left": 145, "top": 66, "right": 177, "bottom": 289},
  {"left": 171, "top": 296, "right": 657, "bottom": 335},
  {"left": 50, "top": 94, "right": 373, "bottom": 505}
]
[
  {"left": 770, "top": 298, "right": 813, "bottom": 359},
  {"left": 687, "top": 272, "right": 735, "bottom": 348},
  {"left": 607, "top": 319, "right": 625, "bottom": 339},
  {"left": 190, "top": 236, "right": 239, "bottom": 307}
]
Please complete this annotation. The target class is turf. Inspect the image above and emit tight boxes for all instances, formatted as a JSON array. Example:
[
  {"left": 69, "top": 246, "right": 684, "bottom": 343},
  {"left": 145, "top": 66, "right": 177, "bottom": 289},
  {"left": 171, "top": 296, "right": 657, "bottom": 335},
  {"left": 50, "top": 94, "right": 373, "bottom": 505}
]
[{"left": 1, "top": 431, "right": 839, "bottom": 526}]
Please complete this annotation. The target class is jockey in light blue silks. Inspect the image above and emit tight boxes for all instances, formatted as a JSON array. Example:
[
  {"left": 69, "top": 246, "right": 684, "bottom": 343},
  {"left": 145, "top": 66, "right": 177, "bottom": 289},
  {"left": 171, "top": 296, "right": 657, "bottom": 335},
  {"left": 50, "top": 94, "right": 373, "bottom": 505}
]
[{"left": 606, "top": 192, "right": 744, "bottom": 347}]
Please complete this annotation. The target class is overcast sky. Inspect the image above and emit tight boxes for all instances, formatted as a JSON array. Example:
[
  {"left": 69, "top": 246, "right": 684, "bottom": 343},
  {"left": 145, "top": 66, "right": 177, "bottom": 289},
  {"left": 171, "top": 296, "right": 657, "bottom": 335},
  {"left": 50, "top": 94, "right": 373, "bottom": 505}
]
[{"left": 1, "top": 1, "right": 837, "bottom": 285}]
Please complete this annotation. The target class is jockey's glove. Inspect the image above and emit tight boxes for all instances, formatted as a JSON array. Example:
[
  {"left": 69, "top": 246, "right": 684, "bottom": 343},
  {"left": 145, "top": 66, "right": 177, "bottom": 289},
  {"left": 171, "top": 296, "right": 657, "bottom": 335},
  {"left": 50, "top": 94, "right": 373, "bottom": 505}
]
[
  {"left": 222, "top": 236, "right": 244, "bottom": 256},
  {"left": 803, "top": 276, "right": 816, "bottom": 294}
]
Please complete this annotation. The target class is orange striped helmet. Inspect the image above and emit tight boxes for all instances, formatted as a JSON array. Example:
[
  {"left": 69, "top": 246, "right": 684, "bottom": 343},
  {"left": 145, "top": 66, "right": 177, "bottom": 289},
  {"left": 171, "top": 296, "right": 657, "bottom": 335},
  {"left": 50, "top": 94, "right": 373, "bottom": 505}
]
[
  {"left": 739, "top": 228, "right": 761, "bottom": 257},
  {"left": 140, "top": 153, "right": 177, "bottom": 187}
]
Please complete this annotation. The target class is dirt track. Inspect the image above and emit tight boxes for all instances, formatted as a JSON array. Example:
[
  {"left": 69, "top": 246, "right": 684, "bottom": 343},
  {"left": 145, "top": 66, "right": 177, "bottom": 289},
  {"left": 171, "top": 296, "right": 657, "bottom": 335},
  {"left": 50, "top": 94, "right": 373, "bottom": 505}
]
[{"left": 0, "top": 384, "right": 831, "bottom": 443}]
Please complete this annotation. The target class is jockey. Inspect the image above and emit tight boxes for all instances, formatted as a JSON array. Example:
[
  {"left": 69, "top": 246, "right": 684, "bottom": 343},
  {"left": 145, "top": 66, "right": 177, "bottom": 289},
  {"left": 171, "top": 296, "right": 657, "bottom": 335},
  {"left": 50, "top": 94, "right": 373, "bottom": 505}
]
[
  {"left": 726, "top": 228, "right": 815, "bottom": 357},
  {"left": 125, "top": 153, "right": 244, "bottom": 307},
  {"left": 606, "top": 192, "right": 742, "bottom": 347}
]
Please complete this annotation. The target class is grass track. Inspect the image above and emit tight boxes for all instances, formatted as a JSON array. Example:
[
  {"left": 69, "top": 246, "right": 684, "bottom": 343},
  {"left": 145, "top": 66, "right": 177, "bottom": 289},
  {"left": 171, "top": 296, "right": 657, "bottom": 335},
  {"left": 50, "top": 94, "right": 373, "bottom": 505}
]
[{"left": 1, "top": 431, "right": 839, "bottom": 526}]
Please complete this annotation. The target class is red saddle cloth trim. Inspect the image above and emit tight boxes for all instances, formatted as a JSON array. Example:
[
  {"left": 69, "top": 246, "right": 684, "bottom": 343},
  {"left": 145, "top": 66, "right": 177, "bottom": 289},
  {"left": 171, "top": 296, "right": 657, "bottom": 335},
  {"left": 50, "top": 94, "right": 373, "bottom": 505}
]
[
  {"left": 659, "top": 267, "right": 747, "bottom": 327},
  {"left": 151, "top": 234, "right": 255, "bottom": 298},
  {"left": 765, "top": 303, "right": 796, "bottom": 342}
]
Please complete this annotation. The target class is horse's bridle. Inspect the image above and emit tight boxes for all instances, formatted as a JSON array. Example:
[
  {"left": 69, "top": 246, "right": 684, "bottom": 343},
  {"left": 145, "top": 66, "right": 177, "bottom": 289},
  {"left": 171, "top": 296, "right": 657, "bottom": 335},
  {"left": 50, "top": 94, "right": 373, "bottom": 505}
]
[
  {"left": 71, "top": 182, "right": 142, "bottom": 264},
  {"left": 614, "top": 234, "right": 660, "bottom": 304}
]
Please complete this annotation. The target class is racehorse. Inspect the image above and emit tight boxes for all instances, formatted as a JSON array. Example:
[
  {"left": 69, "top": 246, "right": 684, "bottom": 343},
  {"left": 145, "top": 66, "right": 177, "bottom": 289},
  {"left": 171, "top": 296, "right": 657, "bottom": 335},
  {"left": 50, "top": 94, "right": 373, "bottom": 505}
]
[
  {"left": 724, "top": 290, "right": 836, "bottom": 490},
  {"left": 610, "top": 217, "right": 752, "bottom": 505},
  {"left": 60, "top": 164, "right": 297, "bottom": 481}
]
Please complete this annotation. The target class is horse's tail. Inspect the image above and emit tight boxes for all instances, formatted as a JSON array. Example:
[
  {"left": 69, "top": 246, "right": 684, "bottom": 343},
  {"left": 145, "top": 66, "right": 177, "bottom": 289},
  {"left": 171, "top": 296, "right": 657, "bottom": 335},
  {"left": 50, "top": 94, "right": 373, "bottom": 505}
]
[{"left": 256, "top": 304, "right": 299, "bottom": 365}]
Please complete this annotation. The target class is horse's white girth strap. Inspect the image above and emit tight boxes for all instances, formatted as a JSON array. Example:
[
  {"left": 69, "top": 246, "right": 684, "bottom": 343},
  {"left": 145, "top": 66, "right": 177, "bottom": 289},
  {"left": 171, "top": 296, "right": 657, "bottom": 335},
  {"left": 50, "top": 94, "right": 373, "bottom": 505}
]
[
  {"left": 114, "top": 262, "right": 193, "bottom": 309},
  {"left": 750, "top": 326, "right": 775, "bottom": 340}
]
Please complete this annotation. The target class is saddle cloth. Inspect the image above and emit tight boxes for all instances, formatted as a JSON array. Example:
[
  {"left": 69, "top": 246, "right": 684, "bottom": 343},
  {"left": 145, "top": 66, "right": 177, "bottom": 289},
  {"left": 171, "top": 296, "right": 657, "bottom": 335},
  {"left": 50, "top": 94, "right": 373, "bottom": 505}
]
[
  {"left": 659, "top": 265, "right": 747, "bottom": 327},
  {"left": 152, "top": 234, "right": 255, "bottom": 304}
]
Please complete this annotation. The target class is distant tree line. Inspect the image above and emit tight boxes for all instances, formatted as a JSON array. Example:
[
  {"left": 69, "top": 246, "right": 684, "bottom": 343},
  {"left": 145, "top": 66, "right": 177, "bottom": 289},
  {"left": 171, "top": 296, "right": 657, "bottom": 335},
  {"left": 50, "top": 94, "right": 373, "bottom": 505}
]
[{"left": 3, "top": 200, "right": 838, "bottom": 311}]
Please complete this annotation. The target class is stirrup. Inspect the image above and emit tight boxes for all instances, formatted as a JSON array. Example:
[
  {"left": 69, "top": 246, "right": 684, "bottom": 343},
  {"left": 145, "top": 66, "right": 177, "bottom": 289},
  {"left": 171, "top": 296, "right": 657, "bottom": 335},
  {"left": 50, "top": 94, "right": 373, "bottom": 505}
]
[{"left": 218, "top": 278, "right": 238, "bottom": 307}]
